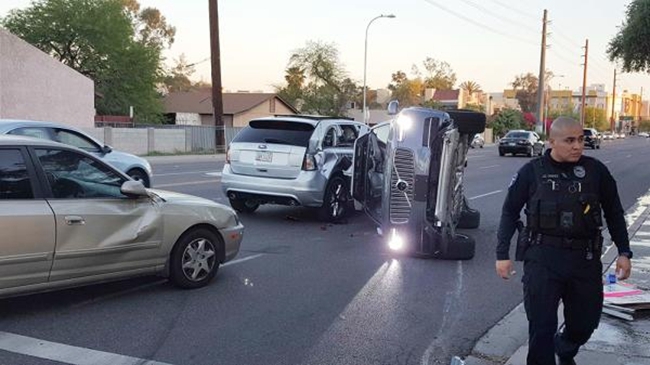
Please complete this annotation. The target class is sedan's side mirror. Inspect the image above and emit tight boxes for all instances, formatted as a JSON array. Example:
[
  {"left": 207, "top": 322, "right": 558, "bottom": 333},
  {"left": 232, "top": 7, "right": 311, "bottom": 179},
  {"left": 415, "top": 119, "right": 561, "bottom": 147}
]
[
  {"left": 102, "top": 145, "right": 113, "bottom": 154},
  {"left": 121, "top": 180, "right": 148, "bottom": 198}
]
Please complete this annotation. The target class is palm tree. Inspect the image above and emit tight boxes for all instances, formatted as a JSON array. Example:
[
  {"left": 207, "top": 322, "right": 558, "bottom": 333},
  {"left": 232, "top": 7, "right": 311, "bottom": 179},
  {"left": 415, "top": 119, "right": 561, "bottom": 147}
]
[
  {"left": 460, "top": 80, "right": 482, "bottom": 95},
  {"left": 285, "top": 66, "right": 306, "bottom": 89}
]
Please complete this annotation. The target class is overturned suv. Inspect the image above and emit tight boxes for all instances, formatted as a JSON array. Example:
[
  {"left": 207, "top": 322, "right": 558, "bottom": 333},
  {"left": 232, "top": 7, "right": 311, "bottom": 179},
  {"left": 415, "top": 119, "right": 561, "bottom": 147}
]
[
  {"left": 352, "top": 104, "right": 486, "bottom": 260},
  {"left": 222, "top": 115, "right": 369, "bottom": 221}
]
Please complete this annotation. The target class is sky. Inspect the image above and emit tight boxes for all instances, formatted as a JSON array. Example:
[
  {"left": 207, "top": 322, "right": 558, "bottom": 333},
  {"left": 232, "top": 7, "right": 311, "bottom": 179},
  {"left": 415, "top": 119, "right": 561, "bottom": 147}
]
[{"left": 1, "top": 0, "right": 649, "bottom": 97}]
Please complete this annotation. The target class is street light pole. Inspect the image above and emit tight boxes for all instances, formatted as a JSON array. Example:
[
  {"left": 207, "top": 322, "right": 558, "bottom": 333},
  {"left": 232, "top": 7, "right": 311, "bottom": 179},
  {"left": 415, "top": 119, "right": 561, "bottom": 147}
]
[{"left": 363, "top": 14, "right": 395, "bottom": 124}]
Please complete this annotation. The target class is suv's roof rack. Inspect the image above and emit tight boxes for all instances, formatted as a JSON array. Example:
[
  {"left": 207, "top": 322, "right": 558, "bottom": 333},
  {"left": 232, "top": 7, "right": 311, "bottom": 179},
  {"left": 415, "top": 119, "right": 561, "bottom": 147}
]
[{"left": 273, "top": 114, "right": 355, "bottom": 121}]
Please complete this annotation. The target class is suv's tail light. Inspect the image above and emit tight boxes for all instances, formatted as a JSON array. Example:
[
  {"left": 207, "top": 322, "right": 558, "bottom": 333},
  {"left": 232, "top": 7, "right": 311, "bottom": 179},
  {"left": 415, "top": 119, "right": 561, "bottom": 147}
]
[
  {"left": 302, "top": 153, "right": 317, "bottom": 171},
  {"left": 226, "top": 148, "right": 231, "bottom": 164}
]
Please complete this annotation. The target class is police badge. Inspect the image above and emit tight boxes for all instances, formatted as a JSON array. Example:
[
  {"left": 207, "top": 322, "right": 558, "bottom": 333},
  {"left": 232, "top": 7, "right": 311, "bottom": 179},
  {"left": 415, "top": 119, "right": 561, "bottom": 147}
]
[{"left": 574, "top": 165, "right": 586, "bottom": 178}]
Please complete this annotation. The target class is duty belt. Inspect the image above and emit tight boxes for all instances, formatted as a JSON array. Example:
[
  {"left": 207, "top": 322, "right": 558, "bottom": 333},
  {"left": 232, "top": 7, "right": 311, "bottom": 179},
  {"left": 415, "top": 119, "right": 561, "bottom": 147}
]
[{"left": 532, "top": 234, "right": 592, "bottom": 250}]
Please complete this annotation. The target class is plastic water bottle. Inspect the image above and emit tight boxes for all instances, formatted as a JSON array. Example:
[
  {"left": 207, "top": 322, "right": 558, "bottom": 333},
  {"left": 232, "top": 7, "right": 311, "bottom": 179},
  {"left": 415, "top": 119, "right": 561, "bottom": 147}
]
[{"left": 607, "top": 270, "right": 617, "bottom": 292}]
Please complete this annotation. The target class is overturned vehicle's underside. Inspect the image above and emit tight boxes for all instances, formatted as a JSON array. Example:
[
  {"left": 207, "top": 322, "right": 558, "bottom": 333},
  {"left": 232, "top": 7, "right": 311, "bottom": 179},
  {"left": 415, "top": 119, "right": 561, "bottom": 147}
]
[{"left": 352, "top": 106, "right": 486, "bottom": 260}]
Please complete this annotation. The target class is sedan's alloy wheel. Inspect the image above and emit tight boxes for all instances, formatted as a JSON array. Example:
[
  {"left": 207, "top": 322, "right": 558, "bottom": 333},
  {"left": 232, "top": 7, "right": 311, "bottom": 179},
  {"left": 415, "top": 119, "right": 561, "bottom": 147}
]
[{"left": 182, "top": 238, "right": 216, "bottom": 282}]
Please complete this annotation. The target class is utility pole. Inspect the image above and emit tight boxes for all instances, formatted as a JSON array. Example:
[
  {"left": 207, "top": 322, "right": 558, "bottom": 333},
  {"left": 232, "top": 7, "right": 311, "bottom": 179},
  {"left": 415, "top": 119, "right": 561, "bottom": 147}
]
[
  {"left": 536, "top": 9, "right": 548, "bottom": 133},
  {"left": 209, "top": 0, "right": 225, "bottom": 149},
  {"left": 580, "top": 39, "right": 589, "bottom": 126},
  {"left": 610, "top": 69, "right": 617, "bottom": 132}
]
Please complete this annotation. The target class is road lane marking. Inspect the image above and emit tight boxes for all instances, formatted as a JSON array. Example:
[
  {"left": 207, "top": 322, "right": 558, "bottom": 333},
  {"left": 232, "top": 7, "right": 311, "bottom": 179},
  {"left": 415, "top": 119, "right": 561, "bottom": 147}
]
[
  {"left": 627, "top": 155, "right": 632, "bottom": 158},
  {"left": 205, "top": 172, "right": 222, "bottom": 177},
  {"left": 154, "top": 179, "right": 220, "bottom": 188},
  {"left": 0, "top": 331, "right": 172, "bottom": 365},
  {"left": 479, "top": 165, "right": 499, "bottom": 169},
  {"left": 222, "top": 253, "right": 264, "bottom": 267},
  {"left": 604, "top": 160, "right": 611, "bottom": 164},
  {"left": 468, "top": 190, "right": 503, "bottom": 200},
  {"left": 154, "top": 170, "right": 219, "bottom": 177}
]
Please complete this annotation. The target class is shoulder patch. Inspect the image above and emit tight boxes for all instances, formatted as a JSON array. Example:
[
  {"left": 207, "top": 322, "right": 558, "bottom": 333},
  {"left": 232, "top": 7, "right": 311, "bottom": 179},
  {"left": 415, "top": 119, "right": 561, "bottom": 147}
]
[{"left": 509, "top": 173, "right": 518, "bottom": 188}]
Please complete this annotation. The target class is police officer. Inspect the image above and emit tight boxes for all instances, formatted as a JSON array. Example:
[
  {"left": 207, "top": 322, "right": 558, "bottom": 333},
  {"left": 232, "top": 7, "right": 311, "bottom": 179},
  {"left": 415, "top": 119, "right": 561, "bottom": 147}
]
[{"left": 495, "top": 117, "right": 633, "bottom": 365}]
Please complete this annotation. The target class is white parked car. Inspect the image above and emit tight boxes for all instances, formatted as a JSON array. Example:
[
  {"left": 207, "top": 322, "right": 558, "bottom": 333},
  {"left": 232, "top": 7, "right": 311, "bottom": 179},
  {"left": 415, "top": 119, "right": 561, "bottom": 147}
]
[{"left": 0, "top": 120, "right": 153, "bottom": 187}]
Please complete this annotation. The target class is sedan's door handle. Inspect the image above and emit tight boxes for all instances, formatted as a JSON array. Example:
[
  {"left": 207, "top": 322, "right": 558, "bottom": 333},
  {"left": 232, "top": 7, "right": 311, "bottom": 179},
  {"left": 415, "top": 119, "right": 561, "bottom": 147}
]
[{"left": 65, "top": 216, "right": 85, "bottom": 225}]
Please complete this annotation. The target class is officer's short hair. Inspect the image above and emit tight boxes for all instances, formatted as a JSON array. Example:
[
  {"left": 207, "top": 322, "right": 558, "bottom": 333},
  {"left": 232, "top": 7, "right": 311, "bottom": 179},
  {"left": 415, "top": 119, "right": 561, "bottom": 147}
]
[{"left": 549, "top": 117, "right": 581, "bottom": 138}]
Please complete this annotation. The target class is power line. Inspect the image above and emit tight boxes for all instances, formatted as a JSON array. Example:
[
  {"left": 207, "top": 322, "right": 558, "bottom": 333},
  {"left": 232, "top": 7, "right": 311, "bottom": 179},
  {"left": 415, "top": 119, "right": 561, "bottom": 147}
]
[
  {"left": 422, "top": 0, "right": 537, "bottom": 46},
  {"left": 457, "top": 0, "right": 537, "bottom": 35},
  {"left": 483, "top": 0, "right": 539, "bottom": 20}
]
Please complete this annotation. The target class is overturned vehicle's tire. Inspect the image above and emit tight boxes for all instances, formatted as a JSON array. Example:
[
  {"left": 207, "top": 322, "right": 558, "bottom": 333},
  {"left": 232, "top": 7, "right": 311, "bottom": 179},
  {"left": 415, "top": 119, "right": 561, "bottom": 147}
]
[
  {"left": 457, "top": 198, "right": 480, "bottom": 229},
  {"left": 447, "top": 110, "right": 487, "bottom": 134}
]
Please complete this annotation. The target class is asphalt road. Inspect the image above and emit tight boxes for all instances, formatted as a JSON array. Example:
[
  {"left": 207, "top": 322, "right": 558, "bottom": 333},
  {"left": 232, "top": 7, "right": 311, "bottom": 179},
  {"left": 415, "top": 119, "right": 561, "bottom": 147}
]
[{"left": 1, "top": 137, "right": 650, "bottom": 365}]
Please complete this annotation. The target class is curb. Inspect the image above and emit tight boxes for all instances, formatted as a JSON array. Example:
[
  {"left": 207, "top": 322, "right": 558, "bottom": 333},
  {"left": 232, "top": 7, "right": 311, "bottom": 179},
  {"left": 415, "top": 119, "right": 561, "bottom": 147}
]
[
  {"left": 464, "top": 189, "right": 650, "bottom": 365},
  {"left": 144, "top": 154, "right": 226, "bottom": 163}
]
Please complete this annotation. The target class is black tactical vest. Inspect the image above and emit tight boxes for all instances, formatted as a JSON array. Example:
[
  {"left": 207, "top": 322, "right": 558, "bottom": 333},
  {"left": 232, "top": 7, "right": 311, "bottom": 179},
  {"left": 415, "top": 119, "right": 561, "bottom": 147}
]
[{"left": 526, "top": 156, "right": 603, "bottom": 239}]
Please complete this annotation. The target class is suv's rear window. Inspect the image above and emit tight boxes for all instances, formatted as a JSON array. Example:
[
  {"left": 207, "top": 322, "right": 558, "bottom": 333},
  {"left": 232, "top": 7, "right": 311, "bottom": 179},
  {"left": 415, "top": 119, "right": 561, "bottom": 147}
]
[
  {"left": 583, "top": 129, "right": 595, "bottom": 136},
  {"left": 233, "top": 120, "right": 315, "bottom": 147}
]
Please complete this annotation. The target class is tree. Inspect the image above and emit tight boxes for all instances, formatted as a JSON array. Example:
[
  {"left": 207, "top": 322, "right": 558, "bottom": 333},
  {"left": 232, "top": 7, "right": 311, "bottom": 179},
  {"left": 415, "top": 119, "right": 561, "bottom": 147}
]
[
  {"left": 276, "top": 66, "right": 306, "bottom": 109},
  {"left": 1, "top": 0, "right": 174, "bottom": 123},
  {"left": 511, "top": 73, "right": 539, "bottom": 113},
  {"left": 460, "top": 81, "right": 482, "bottom": 95},
  {"left": 124, "top": 1, "right": 176, "bottom": 49},
  {"left": 421, "top": 58, "right": 456, "bottom": 90},
  {"left": 387, "top": 70, "right": 424, "bottom": 107},
  {"left": 489, "top": 108, "right": 526, "bottom": 137},
  {"left": 584, "top": 107, "right": 608, "bottom": 130},
  {"left": 276, "top": 41, "right": 358, "bottom": 116},
  {"left": 162, "top": 54, "right": 196, "bottom": 93},
  {"left": 608, "top": 0, "right": 650, "bottom": 73},
  {"left": 548, "top": 104, "right": 579, "bottom": 121}
]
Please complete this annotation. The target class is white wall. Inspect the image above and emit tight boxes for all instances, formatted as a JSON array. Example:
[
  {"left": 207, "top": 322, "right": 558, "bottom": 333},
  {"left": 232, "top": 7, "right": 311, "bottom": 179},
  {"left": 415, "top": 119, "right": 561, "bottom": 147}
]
[{"left": 0, "top": 29, "right": 95, "bottom": 128}]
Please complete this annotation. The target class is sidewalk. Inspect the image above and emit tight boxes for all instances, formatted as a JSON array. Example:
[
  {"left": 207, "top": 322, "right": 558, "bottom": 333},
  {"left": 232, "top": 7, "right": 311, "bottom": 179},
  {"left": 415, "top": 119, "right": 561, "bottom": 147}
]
[{"left": 463, "top": 192, "right": 650, "bottom": 365}]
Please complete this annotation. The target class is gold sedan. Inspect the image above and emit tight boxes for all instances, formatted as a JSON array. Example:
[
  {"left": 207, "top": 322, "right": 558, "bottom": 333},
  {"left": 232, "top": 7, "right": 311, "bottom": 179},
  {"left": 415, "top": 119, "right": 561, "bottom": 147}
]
[{"left": 0, "top": 135, "right": 243, "bottom": 298}]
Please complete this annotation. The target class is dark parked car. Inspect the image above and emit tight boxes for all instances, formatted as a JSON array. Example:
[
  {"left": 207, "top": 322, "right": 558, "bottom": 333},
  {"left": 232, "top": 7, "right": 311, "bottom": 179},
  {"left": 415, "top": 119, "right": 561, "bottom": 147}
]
[
  {"left": 583, "top": 128, "right": 601, "bottom": 149},
  {"left": 498, "top": 130, "right": 544, "bottom": 157}
]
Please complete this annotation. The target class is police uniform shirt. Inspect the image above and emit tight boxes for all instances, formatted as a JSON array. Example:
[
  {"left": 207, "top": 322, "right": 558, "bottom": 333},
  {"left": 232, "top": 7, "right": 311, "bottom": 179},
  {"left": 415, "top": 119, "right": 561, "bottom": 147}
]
[{"left": 496, "top": 149, "right": 630, "bottom": 260}]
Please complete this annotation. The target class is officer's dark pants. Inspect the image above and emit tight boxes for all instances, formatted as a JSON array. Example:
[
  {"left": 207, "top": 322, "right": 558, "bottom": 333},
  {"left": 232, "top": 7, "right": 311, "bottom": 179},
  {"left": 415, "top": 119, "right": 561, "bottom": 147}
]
[{"left": 522, "top": 244, "right": 603, "bottom": 365}]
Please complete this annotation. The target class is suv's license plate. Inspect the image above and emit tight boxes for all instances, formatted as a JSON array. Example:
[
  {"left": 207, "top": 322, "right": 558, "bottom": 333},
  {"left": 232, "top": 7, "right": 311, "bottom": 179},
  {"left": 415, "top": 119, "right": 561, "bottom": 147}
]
[
  {"left": 509, "top": 143, "right": 515, "bottom": 146},
  {"left": 255, "top": 151, "right": 273, "bottom": 162}
]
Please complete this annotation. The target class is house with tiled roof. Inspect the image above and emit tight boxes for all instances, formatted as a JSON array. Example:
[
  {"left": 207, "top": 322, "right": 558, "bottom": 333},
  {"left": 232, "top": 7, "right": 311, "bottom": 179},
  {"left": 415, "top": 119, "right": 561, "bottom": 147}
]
[{"left": 163, "top": 90, "right": 298, "bottom": 128}]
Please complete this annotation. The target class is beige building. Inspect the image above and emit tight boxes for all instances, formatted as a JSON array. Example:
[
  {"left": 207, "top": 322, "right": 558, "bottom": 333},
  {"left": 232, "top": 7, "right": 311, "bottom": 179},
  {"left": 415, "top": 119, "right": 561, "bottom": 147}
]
[
  {"left": 163, "top": 91, "right": 298, "bottom": 128},
  {"left": 0, "top": 28, "right": 94, "bottom": 128}
]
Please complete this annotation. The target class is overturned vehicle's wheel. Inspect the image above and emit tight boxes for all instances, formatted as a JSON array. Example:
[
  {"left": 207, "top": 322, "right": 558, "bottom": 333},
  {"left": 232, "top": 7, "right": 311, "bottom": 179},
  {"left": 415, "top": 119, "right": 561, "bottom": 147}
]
[{"left": 457, "top": 198, "right": 480, "bottom": 229}]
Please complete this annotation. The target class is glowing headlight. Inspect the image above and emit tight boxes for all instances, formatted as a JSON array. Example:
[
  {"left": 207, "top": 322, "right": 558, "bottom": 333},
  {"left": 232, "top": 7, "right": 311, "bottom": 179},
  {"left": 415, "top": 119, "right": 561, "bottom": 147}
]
[
  {"left": 388, "top": 228, "right": 405, "bottom": 251},
  {"left": 396, "top": 115, "right": 413, "bottom": 142}
]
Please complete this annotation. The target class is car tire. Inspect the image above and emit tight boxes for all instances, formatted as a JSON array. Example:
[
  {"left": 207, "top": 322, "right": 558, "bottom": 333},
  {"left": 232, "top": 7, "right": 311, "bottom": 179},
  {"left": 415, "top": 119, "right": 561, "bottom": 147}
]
[
  {"left": 457, "top": 202, "right": 480, "bottom": 229},
  {"left": 319, "top": 175, "right": 351, "bottom": 222},
  {"left": 229, "top": 198, "right": 259, "bottom": 213},
  {"left": 448, "top": 110, "right": 487, "bottom": 134},
  {"left": 440, "top": 233, "right": 476, "bottom": 260},
  {"left": 127, "top": 168, "right": 150, "bottom": 188},
  {"left": 596, "top": 144, "right": 600, "bottom": 149},
  {"left": 499, "top": 150, "right": 505, "bottom": 156},
  {"left": 169, "top": 228, "right": 221, "bottom": 289}
]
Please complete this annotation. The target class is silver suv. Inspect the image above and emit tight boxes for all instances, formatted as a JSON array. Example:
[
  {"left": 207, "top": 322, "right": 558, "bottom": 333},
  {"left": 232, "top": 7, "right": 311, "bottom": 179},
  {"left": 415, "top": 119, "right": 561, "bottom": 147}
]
[
  {"left": 352, "top": 104, "right": 486, "bottom": 260},
  {"left": 221, "top": 115, "right": 369, "bottom": 221}
]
